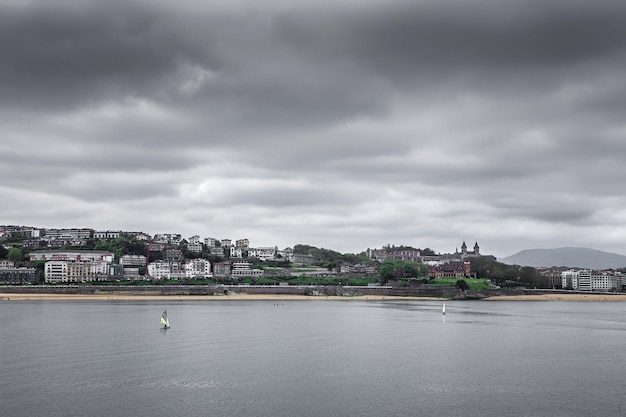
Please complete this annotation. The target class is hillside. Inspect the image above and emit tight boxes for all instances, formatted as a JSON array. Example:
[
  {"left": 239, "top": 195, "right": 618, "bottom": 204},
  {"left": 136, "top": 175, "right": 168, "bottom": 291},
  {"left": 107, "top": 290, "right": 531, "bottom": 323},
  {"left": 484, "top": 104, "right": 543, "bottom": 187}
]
[{"left": 499, "top": 247, "right": 626, "bottom": 269}]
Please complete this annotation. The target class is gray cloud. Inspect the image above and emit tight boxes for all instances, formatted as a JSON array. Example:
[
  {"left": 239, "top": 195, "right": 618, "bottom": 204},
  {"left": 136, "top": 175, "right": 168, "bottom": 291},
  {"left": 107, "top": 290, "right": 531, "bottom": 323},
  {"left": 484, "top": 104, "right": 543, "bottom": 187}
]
[{"left": 2, "top": 0, "right": 626, "bottom": 258}]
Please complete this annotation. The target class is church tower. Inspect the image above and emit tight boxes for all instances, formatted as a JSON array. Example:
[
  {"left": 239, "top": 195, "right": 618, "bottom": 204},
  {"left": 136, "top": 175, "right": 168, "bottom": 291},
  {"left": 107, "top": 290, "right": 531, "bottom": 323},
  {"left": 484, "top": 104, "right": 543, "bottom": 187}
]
[
  {"left": 461, "top": 240, "right": 467, "bottom": 255},
  {"left": 473, "top": 241, "right": 480, "bottom": 255}
]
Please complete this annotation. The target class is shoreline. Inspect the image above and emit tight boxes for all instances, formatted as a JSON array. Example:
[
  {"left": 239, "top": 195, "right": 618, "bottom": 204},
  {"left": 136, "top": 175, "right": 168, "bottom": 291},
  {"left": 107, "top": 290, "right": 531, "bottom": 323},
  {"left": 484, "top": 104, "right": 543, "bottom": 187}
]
[
  {"left": 482, "top": 293, "right": 626, "bottom": 301},
  {"left": 2, "top": 292, "right": 626, "bottom": 302},
  {"left": 0, "top": 292, "right": 443, "bottom": 301}
]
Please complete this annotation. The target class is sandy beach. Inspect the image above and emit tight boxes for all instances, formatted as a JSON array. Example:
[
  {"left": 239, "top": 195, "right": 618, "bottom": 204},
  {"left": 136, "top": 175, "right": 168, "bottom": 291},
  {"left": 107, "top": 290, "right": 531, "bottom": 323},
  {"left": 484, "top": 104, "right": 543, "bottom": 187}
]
[
  {"left": 2, "top": 292, "right": 626, "bottom": 302},
  {"left": 482, "top": 293, "right": 626, "bottom": 301}
]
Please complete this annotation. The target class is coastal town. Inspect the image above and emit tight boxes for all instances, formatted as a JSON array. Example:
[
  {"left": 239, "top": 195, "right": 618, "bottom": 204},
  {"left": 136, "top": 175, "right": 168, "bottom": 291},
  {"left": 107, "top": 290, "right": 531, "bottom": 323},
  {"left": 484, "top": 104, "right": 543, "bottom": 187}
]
[{"left": 1, "top": 224, "right": 626, "bottom": 294}]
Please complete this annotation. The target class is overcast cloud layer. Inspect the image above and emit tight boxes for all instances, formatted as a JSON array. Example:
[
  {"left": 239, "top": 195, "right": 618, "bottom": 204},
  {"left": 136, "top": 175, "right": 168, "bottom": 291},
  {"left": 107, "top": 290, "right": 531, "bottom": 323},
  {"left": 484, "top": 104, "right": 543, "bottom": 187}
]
[{"left": 3, "top": 0, "right": 626, "bottom": 258}]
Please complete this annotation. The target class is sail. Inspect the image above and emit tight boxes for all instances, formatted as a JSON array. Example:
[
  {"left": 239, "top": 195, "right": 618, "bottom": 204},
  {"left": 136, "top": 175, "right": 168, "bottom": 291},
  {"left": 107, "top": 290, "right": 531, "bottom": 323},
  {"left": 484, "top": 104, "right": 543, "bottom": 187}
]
[
  {"left": 442, "top": 303, "right": 446, "bottom": 315},
  {"left": 161, "top": 310, "right": 169, "bottom": 327}
]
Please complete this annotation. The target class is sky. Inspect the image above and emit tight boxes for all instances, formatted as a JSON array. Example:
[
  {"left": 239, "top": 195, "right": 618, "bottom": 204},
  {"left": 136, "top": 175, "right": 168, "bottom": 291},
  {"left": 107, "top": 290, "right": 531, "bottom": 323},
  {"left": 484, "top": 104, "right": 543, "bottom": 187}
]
[{"left": 3, "top": 0, "right": 626, "bottom": 259}]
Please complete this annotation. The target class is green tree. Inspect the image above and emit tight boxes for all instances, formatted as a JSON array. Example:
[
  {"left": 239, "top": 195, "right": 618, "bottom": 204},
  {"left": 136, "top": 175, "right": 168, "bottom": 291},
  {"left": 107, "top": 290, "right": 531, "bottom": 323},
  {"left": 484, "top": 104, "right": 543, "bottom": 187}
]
[
  {"left": 379, "top": 259, "right": 425, "bottom": 282},
  {"left": 7, "top": 248, "right": 24, "bottom": 263},
  {"left": 421, "top": 248, "right": 437, "bottom": 256},
  {"left": 456, "top": 279, "right": 470, "bottom": 291}
]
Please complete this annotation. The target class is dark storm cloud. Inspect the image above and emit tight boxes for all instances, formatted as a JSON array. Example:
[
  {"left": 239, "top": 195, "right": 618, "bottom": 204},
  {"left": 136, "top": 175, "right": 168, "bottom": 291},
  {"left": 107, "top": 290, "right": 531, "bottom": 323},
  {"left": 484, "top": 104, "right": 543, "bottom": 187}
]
[
  {"left": 0, "top": 1, "right": 392, "bottom": 130},
  {"left": 0, "top": 2, "right": 217, "bottom": 111},
  {"left": 273, "top": 1, "right": 626, "bottom": 82},
  {"left": 5, "top": 1, "right": 626, "bottom": 126}
]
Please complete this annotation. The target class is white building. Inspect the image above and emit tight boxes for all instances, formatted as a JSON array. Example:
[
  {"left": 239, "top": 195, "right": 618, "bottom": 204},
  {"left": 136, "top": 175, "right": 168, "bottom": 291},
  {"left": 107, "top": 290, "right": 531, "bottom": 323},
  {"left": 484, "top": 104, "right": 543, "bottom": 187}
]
[
  {"left": 561, "top": 269, "right": 624, "bottom": 292},
  {"left": 44, "top": 260, "right": 109, "bottom": 283},
  {"left": 252, "top": 247, "right": 277, "bottom": 261},
  {"left": 94, "top": 230, "right": 121, "bottom": 239},
  {"left": 230, "top": 246, "right": 245, "bottom": 258},
  {"left": 153, "top": 233, "right": 183, "bottom": 245},
  {"left": 120, "top": 255, "right": 147, "bottom": 266},
  {"left": 231, "top": 261, "right": 264, "bottom": 278},
  {"left": 209, "top": 246, "right": 225, "bottom": 256},
  {"left": 184, "top": 258, "right": 212, "bottom": 279},
  {"left": 187, "top": 242, "right": 203, "bottom": 253},
  {"left": 147, "top": 261, "right": 171, "bottom": 279},
  {"left": 31, "top": 250, "right": 114, "bottom": 263},
  {"left": 0, "top": 260, "right": 15, "bottom": 269},
  {"left": 204, "top": 237, "right": 218, "bottom": 247},
  {"left": 44, "top": 228, "right": 93, "bottom": 240},
  {"left": 45, "top": 261, "right": 69, "bottom": 283},
  {"left": 147, "top": 261, "right": 185, "bottom": 280},
  {"left": 236, "top": 239, "right": 249, "bottom": 248}
]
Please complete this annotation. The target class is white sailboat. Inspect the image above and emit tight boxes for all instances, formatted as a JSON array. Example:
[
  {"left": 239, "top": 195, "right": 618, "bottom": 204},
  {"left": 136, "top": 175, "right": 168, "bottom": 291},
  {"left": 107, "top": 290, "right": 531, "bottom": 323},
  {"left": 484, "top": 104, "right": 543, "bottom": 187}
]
[
  {"left": 442, "top": 303, "right": 446, "bottom": 315},
  {"left": 160, "top": 310, "right": 170, "bottom": 329}
]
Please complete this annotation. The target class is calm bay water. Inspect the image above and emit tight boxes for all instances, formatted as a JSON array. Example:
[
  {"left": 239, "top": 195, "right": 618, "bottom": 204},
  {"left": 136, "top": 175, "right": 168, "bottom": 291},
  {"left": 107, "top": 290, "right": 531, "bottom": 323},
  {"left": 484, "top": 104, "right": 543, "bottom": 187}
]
[{"left": 1, "top": 299, "right": 625, "bottom": 417}]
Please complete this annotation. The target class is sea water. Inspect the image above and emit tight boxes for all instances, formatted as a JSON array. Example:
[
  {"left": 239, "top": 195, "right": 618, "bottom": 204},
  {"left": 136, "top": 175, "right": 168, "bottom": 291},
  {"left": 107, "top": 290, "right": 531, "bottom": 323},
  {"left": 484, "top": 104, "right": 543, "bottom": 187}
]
[{"left": 1, "top": 299, "right": 625, "bottom": 417}]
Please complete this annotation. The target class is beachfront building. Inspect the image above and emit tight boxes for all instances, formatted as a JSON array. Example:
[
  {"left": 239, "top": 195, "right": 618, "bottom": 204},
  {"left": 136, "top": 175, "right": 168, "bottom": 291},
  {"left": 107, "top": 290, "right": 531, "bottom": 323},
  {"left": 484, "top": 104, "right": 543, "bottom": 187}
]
[
  {"left": 147, "top": 261, "right": 170, "bottom": 279},
  {"left": 147, "top": 260, "right": 185, "bottom": 280},
  {"left": 0, "top": 260, "right": 36, "bottom": 284},
  {"left": 561, "top": 269, "right": 624, "bottom": 292},
  {"left": 45, "top": 261, "right": 69, "bottom": 283},
  {"left": 43, "top": 260, "right": 110, "bottom": 283}
]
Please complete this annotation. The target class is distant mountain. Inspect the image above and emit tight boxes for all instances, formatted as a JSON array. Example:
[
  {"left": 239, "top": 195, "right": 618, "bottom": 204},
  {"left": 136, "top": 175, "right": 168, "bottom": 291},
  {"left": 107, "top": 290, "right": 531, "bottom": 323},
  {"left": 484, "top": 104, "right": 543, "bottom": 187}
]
[{"left": 499, "top": 247, "right": 626, "bottom": 269}]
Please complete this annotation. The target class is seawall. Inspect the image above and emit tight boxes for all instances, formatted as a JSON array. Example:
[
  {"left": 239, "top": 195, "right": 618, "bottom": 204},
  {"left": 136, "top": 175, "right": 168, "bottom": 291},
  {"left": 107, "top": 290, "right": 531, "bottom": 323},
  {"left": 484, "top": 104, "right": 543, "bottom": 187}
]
[{"left": 0, "top": 284, "right": 524, "bottom": 299}]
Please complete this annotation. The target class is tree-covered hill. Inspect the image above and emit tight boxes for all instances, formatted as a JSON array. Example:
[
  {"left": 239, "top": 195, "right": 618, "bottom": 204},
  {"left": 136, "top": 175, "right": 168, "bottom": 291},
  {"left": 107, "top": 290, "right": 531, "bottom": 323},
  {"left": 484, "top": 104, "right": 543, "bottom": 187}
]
[{"left": 293, "top": 244, "right": 371, "bottom": 269}]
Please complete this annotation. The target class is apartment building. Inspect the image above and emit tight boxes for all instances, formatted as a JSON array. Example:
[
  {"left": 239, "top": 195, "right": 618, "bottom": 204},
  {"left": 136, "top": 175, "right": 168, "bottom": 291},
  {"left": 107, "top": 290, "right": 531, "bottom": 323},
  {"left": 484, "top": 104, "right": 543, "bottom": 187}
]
[
  {"left": 31, "top": 250, "right": 114, "bottom": 263},
  {"left": 94, "top": 230, "right": 121, "bottom": 239},
  {"left": 213, "top": 261, "right": 231, "bottom": 278},
  {"left": 153, "top": 233, "right": 182, "bottom": 245},
  {"left": 43, "top": 260, "right": 109, "bottom": 283},
  {"left": 184, "top": 258, "right": 212, "bottom": 279},
  {"left": 45, "top": 261, "right": 69, "bottom": 283},
  {"left": 187, "top": 242, "right": 203, "bottom": 253},
  {"left": 204, "top": 237, "right": 218, "bottom": 247},
  {"left": 120, "top": 254, "right": 147, "bottom": 266},
  {"left": 561, "top": 269, "right": 624, "bottom": 292},
  {"left": 0, "top": 260, "right": 36, "bottom": 284},
  {"left": 147, "top": 260, "right": 185, "bottom": 280},
  {"left": 236, "top": 239, "right": 249, "bottom": 248},
  {"left": 251, "top": 247, "right": 277, "bottom": 261},
  {"left": 231, "top": 261, "right": 263, "bottom": 278},
  {"left": 44, "top": 228, "right": 93, "bottom": 240}
]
